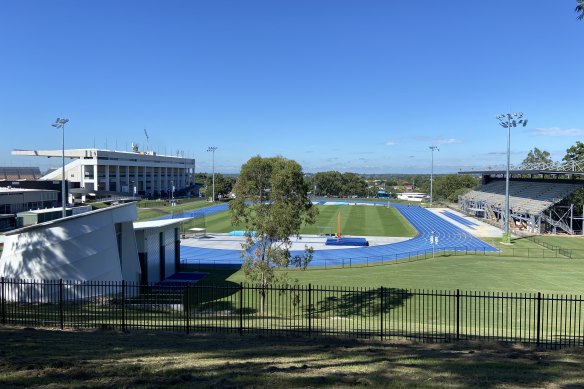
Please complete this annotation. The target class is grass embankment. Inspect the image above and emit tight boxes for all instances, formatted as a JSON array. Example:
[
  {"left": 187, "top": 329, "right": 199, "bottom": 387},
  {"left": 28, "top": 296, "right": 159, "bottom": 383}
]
[{"left": 1, "top": 327, "right": 583, "bottom": 388}]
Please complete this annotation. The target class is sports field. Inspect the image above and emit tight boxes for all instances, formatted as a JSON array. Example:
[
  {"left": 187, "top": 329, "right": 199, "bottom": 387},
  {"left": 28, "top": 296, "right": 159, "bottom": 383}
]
[{"left": 184, "top": 204, "right": 417, "bottom": 237}]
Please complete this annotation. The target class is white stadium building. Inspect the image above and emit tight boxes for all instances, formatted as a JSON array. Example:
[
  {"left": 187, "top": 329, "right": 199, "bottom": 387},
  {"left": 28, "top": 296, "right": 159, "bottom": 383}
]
[{"left": 13, "top": 148, "right": 195, "bottom": 202}]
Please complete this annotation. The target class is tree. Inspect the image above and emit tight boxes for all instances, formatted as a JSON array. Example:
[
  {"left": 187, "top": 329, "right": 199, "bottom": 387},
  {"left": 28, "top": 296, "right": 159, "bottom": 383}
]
[
  {"left": 313, "top": 171, "right": 343, "bottom": 196},
  {"left": 203, "top": 173, "right": 234, "bottom": 199},
  {"left": 433, "top": 174, "right": 480, "bottom": 203},
  {"left": 521, "top": 147, "right": 553, "bottom": 167},
  {"left": 341, "top": 173, "right": 367, "bottom": 197},
  {"left": 577, "top": 0, "right": 584, "bottom": 20},
  {"left": 563, "top": 141, "right": 584, "bottom": 165},
  {"left": 230, "top": 156, "right": 318, "bottom": 314}
]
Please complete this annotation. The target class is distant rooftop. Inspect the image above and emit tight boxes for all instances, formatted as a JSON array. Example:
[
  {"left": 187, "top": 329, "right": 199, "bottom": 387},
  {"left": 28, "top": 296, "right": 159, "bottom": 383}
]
[{"left": 0, "top": 187, "right": 53, "bottom": 193}]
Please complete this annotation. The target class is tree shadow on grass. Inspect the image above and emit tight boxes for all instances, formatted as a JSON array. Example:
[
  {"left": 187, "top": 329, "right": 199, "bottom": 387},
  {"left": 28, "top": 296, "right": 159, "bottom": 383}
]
[
  {"left": 313, "top": 287, "right": 412, "bottom": 318},
  {"left": 0, "top": 328, "right": 581, "bottom": 389}
]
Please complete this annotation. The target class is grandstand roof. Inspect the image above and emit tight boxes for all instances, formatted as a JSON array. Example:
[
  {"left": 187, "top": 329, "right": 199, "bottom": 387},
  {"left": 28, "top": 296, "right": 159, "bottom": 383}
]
[{"left": 459, "top": 169, "right": 584, "bottom": 177}]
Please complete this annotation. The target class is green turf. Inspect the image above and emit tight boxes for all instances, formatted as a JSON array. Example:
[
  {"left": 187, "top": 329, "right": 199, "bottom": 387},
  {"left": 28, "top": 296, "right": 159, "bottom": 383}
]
[
  {"left": 182, "top": 204, "right": 417, "bottom": 237},
  {"left": 137, "top": 200, "right": 213, "bottom": 221},
  {"left": 219, "top": 234, "right": 584, "bottom": 294},
  {"left": 302, "top": 204, "right": 416, "bottom": 237}
]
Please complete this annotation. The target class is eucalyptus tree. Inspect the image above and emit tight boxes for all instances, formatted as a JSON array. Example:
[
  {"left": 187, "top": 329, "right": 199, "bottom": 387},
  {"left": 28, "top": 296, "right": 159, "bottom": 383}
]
[{"left": 230, "top": 156, "right": 318, "bottom": 314}]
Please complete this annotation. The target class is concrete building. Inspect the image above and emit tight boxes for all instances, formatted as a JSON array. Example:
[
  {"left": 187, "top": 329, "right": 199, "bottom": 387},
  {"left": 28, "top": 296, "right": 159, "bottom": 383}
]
[
  {"left": 0, "top": 187, "right": 59, "bottom": 231},
  {"left": 13, "top": 148, "right": 196, "bottom": 201},
  {"left": 134, "top": 218, "right": 190, "bottom": 284}
]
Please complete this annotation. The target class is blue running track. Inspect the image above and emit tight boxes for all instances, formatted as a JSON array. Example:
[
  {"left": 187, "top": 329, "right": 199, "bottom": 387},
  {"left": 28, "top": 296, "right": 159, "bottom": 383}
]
[{"left": 180, "top": 201, "right": 498, "bottom": 267}]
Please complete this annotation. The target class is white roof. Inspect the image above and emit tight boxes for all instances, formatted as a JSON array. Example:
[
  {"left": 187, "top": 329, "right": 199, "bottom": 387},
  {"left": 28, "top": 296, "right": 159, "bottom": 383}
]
[
  {"left": 133, "top": 217, "right": 192, "bottom": 230},
  {"left": 0, "top": 187, "right": 52, "bottom": 193},
  {"left": 23, "top": 207, "right": 71, "bottom": 215}
]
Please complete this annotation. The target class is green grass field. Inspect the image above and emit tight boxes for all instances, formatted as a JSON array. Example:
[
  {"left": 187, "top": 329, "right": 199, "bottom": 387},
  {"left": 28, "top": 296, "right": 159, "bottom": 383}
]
[
  {"left": 181, "top": 234, "right": 584, "bottom": 295},
  {"left": 184, "top": 204, "right": 417, "bottom": 237},
  {"left": 302, "top": 204, "right": 416, "bottom": 237},
  {"left": 137, "top": 199, "right": 212, "bottom": 221}
]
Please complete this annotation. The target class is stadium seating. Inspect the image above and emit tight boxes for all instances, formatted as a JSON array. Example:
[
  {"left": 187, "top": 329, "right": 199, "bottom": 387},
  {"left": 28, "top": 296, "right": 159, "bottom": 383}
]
[
  {"left": 461, "top": 181, "right": 581, "bottom": 214},
  {"left": 0, "top": 167, "right": 42, "bottom": 180}
]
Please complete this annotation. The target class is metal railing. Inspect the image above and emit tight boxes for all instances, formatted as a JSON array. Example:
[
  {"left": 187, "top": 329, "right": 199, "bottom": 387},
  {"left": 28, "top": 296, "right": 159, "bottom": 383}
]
[{"left": 2, "top": 277, "right": 584, "bottom": 348}]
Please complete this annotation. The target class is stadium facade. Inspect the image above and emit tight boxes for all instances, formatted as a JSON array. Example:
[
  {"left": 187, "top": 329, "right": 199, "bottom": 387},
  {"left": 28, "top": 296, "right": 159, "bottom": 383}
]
[
  {"left": 458, "top": 165, "right": 584, "bottom": 235},
  {"left": 12, "top": 148, "right": 195, "bottom": 202}
]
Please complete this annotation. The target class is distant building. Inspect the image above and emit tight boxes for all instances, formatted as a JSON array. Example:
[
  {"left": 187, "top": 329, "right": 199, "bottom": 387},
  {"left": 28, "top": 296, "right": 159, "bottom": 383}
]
[
  {"left": 13, "top": 148, "right": 196, "bottom": 202},
  {"left": 0, "top": 187, "right": 59, "bottom": 231}
]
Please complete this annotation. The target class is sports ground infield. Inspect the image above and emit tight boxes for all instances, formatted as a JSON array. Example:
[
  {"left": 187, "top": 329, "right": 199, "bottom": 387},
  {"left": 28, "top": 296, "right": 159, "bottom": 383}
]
[{"left": 176, "top": 201, "right": 499, "bottom": 267}]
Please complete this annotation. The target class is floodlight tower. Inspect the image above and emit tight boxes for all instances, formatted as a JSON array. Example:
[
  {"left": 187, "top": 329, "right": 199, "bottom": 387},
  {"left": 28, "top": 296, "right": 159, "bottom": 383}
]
[
  {"left": 429, "top": 146, "right": 439, "bottom": 206},
  {"left": 52, "top": 118, "right": 69, "bottom": 218},
  {"left": 496, "top": 112, "right": 528, "bottom": 243},
  {"left": 207, "top": 146, "right": 218, "bottom": 202}
]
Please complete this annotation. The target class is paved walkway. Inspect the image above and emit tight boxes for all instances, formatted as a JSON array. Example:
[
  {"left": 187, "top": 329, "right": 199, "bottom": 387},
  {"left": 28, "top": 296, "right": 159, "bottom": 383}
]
[{"left": 180, "top": 201, "right": 499, "bottom": 267}]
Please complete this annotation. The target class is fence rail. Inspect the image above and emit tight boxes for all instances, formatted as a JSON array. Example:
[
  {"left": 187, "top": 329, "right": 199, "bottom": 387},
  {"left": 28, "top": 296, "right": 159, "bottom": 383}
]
[{"left": 2, "top": 277, "right": 584, "bottom": 348}]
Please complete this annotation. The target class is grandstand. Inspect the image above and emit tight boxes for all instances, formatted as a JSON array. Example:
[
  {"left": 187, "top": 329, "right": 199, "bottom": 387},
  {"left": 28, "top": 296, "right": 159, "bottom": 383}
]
[
  {"left": 0, "top": 167, "right": 41, "bottom": 181},
  {"left": 459, "top": 164, "right": 584, "bottom": 235}
]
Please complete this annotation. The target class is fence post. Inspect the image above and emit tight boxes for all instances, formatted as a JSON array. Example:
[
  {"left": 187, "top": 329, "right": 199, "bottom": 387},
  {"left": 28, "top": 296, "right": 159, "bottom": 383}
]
[
  {"left": 536, "top": 292, "right": 542, "bottom": 348},
  {"left": 239, "top": 283, "right": 243, "bottom": 336},
  {"left": 1, "top": 277, "right": 5, "bottom": 325},
  {"left": 59, "top": 279, "right": 64, "bottom": 330},
  {"left": 185, "top": 283, "right": 190, "bottom": 334},
  {"left": 456, "top": 289, "right": 460, "bottom": 341},
  {"left": 121, "top": 280, "right": 126, "bottom": 332},
  {"left": 380, "top": 286, "right": 384, "bottom": 341},
  {"left": 308, "top": 284, "right": 312, "bottom": 337}
]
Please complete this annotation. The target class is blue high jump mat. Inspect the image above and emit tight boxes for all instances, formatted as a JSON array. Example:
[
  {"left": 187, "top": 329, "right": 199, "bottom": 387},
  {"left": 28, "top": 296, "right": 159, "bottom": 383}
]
[{"left": 325, "top": 237, "right": 369, "bottom": 246}]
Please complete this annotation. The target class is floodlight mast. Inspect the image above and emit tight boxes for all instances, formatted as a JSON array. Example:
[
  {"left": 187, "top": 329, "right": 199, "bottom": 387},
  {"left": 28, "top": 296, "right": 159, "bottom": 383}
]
[
  {"left": 429, "top": 146, "right": 439, "bottom": 206},
  {"left": 52, "top": 118, "right": 69, "bottom": 218},
  {"left": 496, "top": 112, "right": 528, "bottom": 243},
  {"left": 207, "top": 146, "right": 218, "bottom": 202}
]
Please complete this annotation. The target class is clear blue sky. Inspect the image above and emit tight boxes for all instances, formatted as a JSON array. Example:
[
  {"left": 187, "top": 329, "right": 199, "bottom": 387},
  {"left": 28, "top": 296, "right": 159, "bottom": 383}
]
[{"left": 0, "top": 1, "right": 582, "bottom": 174}]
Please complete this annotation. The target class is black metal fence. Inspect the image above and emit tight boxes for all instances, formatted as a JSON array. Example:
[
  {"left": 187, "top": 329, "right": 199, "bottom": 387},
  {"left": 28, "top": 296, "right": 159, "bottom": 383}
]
[{"left": 2, "top": 277, "right": 584, "bottom": 348}]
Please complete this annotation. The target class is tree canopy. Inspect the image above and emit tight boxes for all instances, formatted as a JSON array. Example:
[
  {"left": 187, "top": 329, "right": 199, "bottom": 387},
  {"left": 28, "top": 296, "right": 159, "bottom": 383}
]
[
  {"left": 230, "top": 156, "right": 317, "bottom": 312},
  {"left": 563, "top": 141, "right": 584, "bottom": 164},
  {"left": 203, "top": 173, "right": 234, "bottom": 199},
  {"left": 311, "top": 171, "right": 368, "bottom": 197},
  {"left": 432, "top": 174, "right": 480, "bottom": 203},
  {"left": 522, "top": 147, "right": 553, "bottom": 167},
  {"left": 577, "top": 0, "right": 584, "bottom": 20}
]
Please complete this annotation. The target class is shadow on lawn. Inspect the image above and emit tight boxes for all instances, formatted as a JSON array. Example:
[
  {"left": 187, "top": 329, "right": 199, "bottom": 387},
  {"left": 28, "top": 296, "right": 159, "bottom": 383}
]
[
  {"left": 0, "top": 328, "right": 581, "bottom": 388},
  {"left": 314, "top": 287, "right": 411, "bottom": 317}
]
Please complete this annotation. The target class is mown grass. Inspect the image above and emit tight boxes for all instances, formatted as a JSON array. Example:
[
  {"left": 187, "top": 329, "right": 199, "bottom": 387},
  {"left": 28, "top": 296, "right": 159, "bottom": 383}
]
[
  {"left": 202, "top": 234, "right": 584, "bottom": 294},
  {"left": 137, "top": 199, "right": 212, "bottom": 221},
  {"left": 1, "top": 327, "right": 583, "bottom": 388},
  {"left": 302, "top": 204, "right": 416, "bottom": 237},
  {"left": 184, "top": 204, "right": 416, "bottom": 237},
  {"left": 222, "top": 254, "right": 584, "bottom": 295}
]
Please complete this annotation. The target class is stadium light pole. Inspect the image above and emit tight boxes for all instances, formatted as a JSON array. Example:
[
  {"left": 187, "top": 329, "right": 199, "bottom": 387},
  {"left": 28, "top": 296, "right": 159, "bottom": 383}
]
[
  {"left": 52, "top": 118, "right": 69, "bottom": 218},
  {"left": 496, "top": 112, "right": 528, "bottom": 243},
  {"left": 207, "top": 146, "right": 218, "bottom": 202},
  {"left": 429, "top": 146, "right": 439, "bottom": 206}
]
